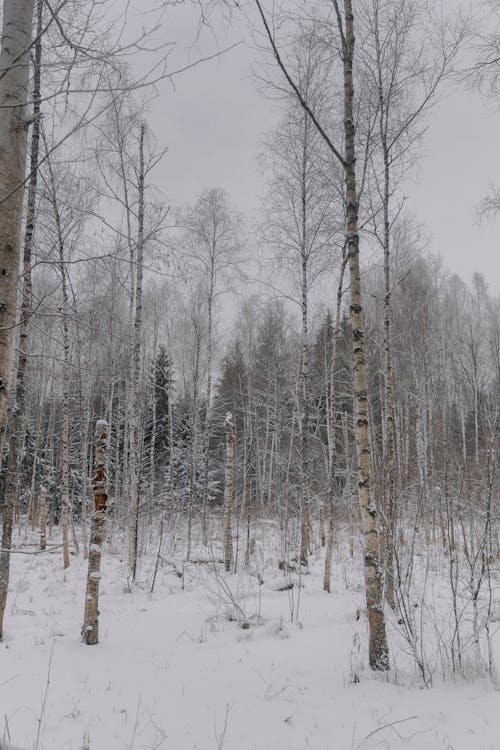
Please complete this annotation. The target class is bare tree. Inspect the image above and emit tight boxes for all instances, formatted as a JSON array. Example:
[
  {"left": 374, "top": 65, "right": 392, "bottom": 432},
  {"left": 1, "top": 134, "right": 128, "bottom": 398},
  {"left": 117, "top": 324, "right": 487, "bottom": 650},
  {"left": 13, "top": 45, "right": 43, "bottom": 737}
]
[
  {"left": 253, "top": 0, "right": 390, "bottom": 669},
  {"left": 324, "top": 250, "right": 348, "bottom": 592},
  {"left": 0, "top": 0, "right": 34, "bottom": 438},
  {"left": 128, "top": 123, "right": 146, "bottom": 582},
  {"left": 260, "top": 32, "right": 342, "bottom": 565},
  {"left": 178, "top": 188, "right": 241, "bottom": 539},
  {"left": 0, "top": 0, "right": 36, "bottom": 640},
  {"left": 359, "top": 0, "right": 464, "bottom": 606},
  {"left": 223, "top": 411, "right": 235, "bottom": 571}
]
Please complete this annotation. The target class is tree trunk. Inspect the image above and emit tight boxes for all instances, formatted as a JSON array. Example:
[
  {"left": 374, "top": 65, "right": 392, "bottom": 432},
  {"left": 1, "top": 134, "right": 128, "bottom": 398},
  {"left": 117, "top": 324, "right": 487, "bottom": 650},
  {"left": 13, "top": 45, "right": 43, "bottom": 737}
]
[
  {"left": 373, "top": 2, "right": 398, "bottom": 611},
  {"left": 43, "top": 138, "right": 72, "bottom": 570},
  {"left": 128, "top": 124, "right": 145, "bottom": 581},
  {"left": 39, "top": 486, "right": 46, "bottom": 551},
  {"left": 324, "top": 252, "right": 347, "bottom": 592},
  {"left": 223, "top": 412, "right": 235, "bottom": 572},
  {"left": 343, "top": 0, "right": 389, "bottom": 670},
  {"left": 187, "top": 327, "right": 201, "bottom": 562},
  {"left": 82, "top": 419, "right": 109, "bottom": 645},
  {"left": 0, "top": 0, "right": 36, "bottom": 640},
  {"left": 0, "top": 0, "right": 34, "bottom": 450},
  {"left": 59, "top": 225, "right": 72, "bottom": 568},
  {"left": 254, "top": 0, "right": 390, "bottom": 669},
  {"left": 299, "top": 112, "right": 310, "bottom": 566},
  {"left": 202, "top": 274, "right": 215, "bottom": 541}
]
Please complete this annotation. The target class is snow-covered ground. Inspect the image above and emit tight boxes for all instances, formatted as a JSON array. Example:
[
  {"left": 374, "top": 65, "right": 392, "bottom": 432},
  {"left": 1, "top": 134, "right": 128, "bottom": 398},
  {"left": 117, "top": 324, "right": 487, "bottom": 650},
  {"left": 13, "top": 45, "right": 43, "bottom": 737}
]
[{"left": 2, "top": 523, "right": 500, "bottom": 750}]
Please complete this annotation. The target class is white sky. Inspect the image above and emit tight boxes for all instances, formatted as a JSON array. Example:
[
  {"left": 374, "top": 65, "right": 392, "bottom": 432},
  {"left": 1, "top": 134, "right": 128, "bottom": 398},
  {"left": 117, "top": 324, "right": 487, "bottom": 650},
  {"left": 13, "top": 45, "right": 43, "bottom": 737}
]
[{"left": 133, "top": 1, "right": 500, "bottom": 295}]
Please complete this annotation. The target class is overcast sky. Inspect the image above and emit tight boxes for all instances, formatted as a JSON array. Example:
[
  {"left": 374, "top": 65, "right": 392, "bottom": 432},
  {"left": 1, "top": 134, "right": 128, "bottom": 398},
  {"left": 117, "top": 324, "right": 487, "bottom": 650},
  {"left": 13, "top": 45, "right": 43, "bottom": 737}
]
[{"left": 134, "top": 1, "right": 500, "bottom": 295}]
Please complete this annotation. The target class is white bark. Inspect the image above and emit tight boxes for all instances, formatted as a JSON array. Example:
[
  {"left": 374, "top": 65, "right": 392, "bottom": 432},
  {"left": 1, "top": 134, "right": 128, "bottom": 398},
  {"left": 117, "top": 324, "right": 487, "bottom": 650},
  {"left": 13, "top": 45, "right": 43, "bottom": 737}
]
[
  {"left": 223, "top": 412, "right": 235, "bottom": 572},
  {"left": 129, "top": 124, "right": 145, "bottom": 581},
  {"left": 343, "top": 0, "right": 389, "bottom": 670},
  {"left": 0, "top": 0, "right": 35, "bottom": 641},
  {"left": 82, "top": 419, "right": 109, "bottom": 645},
  {"left": 0, "top": 0, "right": 34, "bottom": 447}
]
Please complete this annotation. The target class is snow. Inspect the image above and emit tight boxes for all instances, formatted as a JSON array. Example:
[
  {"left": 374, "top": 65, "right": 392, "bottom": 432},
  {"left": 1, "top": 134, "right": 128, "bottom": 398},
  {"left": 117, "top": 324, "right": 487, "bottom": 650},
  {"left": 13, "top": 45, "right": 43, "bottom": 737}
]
[
  {"left": 2, "top": 525, "right": 500, "bottom": 749},
  {"left": 0, "top": 741, "right": 25, "bottom": 750}
]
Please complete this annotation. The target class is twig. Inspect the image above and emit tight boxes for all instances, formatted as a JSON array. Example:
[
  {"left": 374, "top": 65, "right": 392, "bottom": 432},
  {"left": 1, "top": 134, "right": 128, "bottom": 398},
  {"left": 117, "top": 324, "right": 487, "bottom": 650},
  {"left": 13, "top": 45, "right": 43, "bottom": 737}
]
[
  {"left": 0, "top": 543, "right": 65, "bottom": 555},
  {"left": 355, "top": 716, "right": 418, "bottom": 748},
  {"left": 3, "top": 715, "right": 10, "bottom": 742},
  {"left": 34, "top": 642, "right": 55, "bottom": 750},
  {"left": 214, "top": 703, "right": 233, "bottom": 750},
  {"left": 128, "top": 696, "right": 142, "bottom": 750}
]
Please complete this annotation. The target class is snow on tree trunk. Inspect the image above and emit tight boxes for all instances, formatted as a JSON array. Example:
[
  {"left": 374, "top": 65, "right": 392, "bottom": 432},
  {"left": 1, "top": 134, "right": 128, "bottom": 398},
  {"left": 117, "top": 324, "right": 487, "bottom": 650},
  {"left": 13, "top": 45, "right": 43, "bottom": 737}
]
[
  {"left": 324, "top": 253, "right": 347, "bottom": 593},
  {"left": 3, "top": 0, "right": 42, "bottom": 530},
  {"left": 223, "top": 412, "right": 235, "bottom": 572},
  {"left": 39, "top": 485, "right": 47, "bottom": 551},
  {"left": 82, "top": 419, "right": 109, "bottom": 645},
  {"left": 0, "top": 0, "right": 35, "bottom": 641},
  {"left": 44, "top": 143, "right": 73, "bottom": 570},
  {"left": 299, "top": 126, "right": 310, "bottom": 566},
  {"left": 129, "top": 124, "right": 145, "bottom": 581},
  {"left": 0, "top": 0, "right": 34, "bottom": 450},
  {"left": 202, "top": 273, "right": 215, "bottom": 542}
]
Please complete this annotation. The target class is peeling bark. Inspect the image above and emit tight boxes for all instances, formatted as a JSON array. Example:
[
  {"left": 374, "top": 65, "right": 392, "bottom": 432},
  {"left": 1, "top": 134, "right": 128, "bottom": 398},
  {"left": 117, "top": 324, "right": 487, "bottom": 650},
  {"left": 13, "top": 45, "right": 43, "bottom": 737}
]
[
  {"left": 82, "top": 419, "right": 109, "bottom": 645},
  {"left": 0, "top": 0, "right": 35, "bottom": 640}
]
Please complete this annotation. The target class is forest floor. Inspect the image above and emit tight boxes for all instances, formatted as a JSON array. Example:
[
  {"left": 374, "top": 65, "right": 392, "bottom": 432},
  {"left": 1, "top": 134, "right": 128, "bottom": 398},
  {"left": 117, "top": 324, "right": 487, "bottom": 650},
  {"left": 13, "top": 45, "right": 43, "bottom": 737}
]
[{"left": 1, "top": 520, "right": 500, "bottom": 750}]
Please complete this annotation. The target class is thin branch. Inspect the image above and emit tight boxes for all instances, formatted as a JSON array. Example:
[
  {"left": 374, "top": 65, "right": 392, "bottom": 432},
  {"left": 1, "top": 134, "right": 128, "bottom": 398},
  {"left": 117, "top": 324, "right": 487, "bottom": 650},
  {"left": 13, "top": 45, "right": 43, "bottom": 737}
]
[{"left": 252, "top": 0, "right": 346, "bottom": 168}]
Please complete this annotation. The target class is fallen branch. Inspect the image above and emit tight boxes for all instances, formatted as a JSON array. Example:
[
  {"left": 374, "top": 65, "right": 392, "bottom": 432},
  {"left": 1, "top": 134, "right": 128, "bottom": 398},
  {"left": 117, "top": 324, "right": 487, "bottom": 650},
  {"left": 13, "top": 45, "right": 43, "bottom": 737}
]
[
  {"left": 0, "top": 543, "right": 65, "bottom": 555},
  {"left": 356, "top": 716, "right": 418, "bottom": 749}
]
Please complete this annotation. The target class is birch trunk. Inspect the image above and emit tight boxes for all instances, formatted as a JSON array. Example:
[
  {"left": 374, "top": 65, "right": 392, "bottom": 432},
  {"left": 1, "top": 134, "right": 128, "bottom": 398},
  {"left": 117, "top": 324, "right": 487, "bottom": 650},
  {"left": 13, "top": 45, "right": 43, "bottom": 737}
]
[
  {"left": 60, "top": 243, "right": 71, "bottom": 569},
  {"left": 149, "top": 352, "right": 157, "bottom": 496},
  {"left": 373, "top": 3, "right": 398, "bottom": 611},
  {"left": 39, "top": 485, "right": 46, "bottom": 551},
  {"left": 202, "top": 272, "right": 214, "bottom": 540},
  {"left": 120, "top": 100, "right": 136, "bottom": 528},
  {"left": 342, "top": 0, "right": 389, "bottom": 670},
  {"left": 299, "top": 112, "right": 310, "bottom": 565},
  {"left": 223, "top": 412, "right": 235, "bottom": 572},
  {"left": 0, "top": 0, "right": 36, "bottom": 640},
  {"left": 324, "top": 252, "right": 347, "bottom": 592},
  {"left": 128, "top": 124, "right": 145, "bottom": 581},
  {"left": 187, "top": 329, "right": 201, "bottom": 562},
  {"left": 43, "top": 142, "right": 72, "bottom": 569},
  {"left": 0, "top": 0, "right": 34, "bottom": 451},
  {"left": 82, "top": 419, "right": 109, "bottom": 645},
  {"left": 382, "top": 172, "right": 397, "bottom": 609}
]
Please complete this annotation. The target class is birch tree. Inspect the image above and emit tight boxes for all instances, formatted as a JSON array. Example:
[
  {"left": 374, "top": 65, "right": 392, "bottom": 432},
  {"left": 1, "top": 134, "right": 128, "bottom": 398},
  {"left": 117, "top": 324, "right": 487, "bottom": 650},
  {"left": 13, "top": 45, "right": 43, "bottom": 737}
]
[
  {"left": 41, "top": 144, "right": 74, "bottom": 568},
  {"left": 253, "top": 0, "right": 390, "bottom": 670},
  {"left": 128, "top": 123, "right": 146, "bottom": 582},
  {"left": 0, "top": 0, "right": 35, "bottom": 640},
  {"left": 0, "top": 0, "right": 34, "bottom": 439},
  {"left": 178, "top": 188, "right": 241, "bottom": 538},
  {"left": 223, "top": 411, "right": 235, "bottom": 571},
  {"left": 261, "top": 33, "right": 342, "bottom": 565},
  {"left": 359, "top": 0, "right": 464, "bottom": 606},
  {"left": 324, "top": 251, "right": 348, "bottom": 592},
  {"left": 82, "top": 419, "right": 109, "bottom": 645}
]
